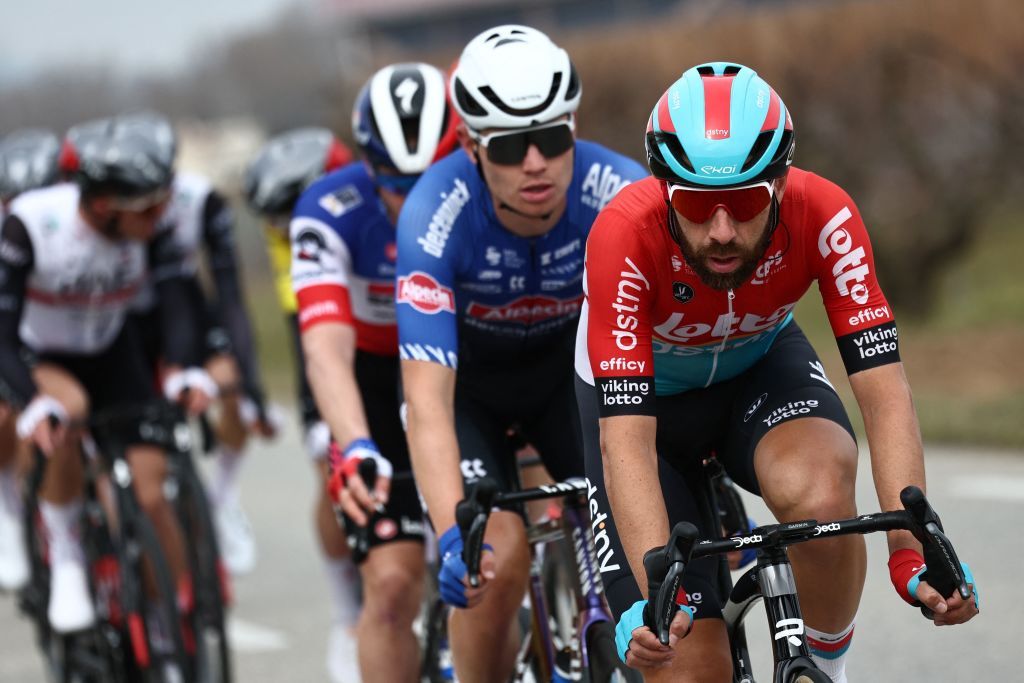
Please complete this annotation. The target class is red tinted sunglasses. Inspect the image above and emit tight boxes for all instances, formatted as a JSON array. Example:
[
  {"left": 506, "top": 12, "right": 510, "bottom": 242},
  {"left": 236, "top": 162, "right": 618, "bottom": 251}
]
[{"left": 668, "top": 180, "right": 775, "bottom": 223}]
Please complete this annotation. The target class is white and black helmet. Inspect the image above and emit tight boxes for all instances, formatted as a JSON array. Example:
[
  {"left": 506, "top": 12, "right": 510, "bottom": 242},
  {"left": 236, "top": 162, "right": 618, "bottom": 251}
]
[
  {"left": 352, "top": 62, "right": 459, "bottom": 176},
  {"left": 450, "top": 25, "right": 581, "bottom": 131},
  {"left": 63, "top": 112, "right": 176, "bottom": 197},
  {"left": 0, "top": 129, "right": 61, "bottom": 202},
  {"left": 244, "top": 127, "right": 353, "bottom": 215}
]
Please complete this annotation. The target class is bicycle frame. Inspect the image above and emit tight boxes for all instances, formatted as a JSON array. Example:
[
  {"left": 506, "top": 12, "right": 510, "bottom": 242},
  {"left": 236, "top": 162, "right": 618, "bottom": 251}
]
[{"left": 460, "top": 478, "right": 622, "bottom": 682}]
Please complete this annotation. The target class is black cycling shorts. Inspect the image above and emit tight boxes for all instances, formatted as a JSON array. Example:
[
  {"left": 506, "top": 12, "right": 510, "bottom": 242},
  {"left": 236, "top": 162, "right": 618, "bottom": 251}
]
[
  {"left": 452, "top": 340, "right": 585, "bottom": 496},
  {"left": 578, "top": 321, "right": 855, "bottom": 621},
  {"left": 341, "top": 349, "right": 424, "bottom": 552},
  {"left": 34, "top": 324, "right": 158, "bottom": 429}
]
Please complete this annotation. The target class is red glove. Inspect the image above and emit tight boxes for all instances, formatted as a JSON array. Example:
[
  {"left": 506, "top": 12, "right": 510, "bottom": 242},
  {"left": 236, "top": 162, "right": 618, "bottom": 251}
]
[
  {"left": 888, "top": 548, "right": 926, "bottom": 605},
  {"left": 326, "top": 441, "right": 345, "bottom": 505}
]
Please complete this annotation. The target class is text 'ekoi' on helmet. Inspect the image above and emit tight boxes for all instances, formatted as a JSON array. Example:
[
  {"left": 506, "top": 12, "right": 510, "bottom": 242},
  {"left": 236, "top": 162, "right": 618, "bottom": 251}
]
[
  {"left": 450, "top": 25, "right": 580, "bottom": 132},
  {"left": 646, "top": 62, "right": 794, "bottom": 188},
  {"left": 352, "top": 62, "right": 459, "bottom": 175}
]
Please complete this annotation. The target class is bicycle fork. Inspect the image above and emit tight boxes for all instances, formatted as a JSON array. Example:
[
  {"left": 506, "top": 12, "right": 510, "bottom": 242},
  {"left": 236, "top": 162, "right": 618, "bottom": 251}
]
[{"left": 726, "top": 548, "right": 819, "bottom": 683}]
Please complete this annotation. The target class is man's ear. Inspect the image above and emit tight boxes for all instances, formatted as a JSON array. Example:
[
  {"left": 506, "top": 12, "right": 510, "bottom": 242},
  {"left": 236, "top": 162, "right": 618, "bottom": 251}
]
[
  {"left": 774, "top": 172, "right": 789, "bottom": 201},
  {"left": 456, "top": 123, "right": 478, "bottom": 165},
  {"left": 87, "top": 195, "right": 112, "bottom": 216}
]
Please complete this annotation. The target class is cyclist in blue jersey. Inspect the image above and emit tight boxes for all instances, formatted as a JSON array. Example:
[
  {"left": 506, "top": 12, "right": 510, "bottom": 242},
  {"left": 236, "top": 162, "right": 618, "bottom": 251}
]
[
  {"left": 395, "top": 25, "right": 647, "bottom": 683},
  {"left": 293, "top": 63, "right": 459, "bottom": 683}
]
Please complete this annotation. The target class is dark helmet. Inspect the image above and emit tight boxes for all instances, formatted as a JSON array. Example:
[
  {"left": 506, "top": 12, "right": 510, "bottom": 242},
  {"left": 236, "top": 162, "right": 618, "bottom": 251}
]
[
  {"left": 63, "top": 112, "right": 177, "bottom": 197},
  {"left": 244, "top": 127, "right": 353, "bottom": 216},
  {"left": 645, "top": 62, "right": 794, "bottom": 188},
  {"left": 351, "top": 62, "right": 459, "bottom": 175},
  {"left": 0, "top": 129, "right": 61, "bottom": 202}
]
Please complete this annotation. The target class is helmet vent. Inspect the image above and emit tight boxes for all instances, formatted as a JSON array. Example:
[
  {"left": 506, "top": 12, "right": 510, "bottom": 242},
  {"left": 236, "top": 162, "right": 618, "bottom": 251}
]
[
  {"left": 487, "top": 28, "right": 528, "bottom": 47},
  {"left": 648, "top": 132, "right": 694, "bottom": 174},
  {"left": 741, "top": 131, "right": 773, "bottom": 172},
  {"left": 565, "top": 63, "right": 581, "bottom": 101},
  {"left": 453, "top": 79, "right": 488, "bottom": 117},
  {"left": 479, "top": 73, "right": 562, "bottom": 117}
]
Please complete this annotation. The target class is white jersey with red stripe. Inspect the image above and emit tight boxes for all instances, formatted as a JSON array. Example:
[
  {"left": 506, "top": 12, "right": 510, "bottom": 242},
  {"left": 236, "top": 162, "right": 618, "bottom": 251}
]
[
  {"left": 10, "top": 183, "right": 147, "bottom": 354},
  {"left": 290, "top": 163, "right": 398, "bottom": 355}
]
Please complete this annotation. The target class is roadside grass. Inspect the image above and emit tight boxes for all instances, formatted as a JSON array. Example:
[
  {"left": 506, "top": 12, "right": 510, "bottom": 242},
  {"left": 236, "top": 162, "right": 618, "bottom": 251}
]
[{"left": 797, "top": 208, "right": 1024, "bottom": 448}]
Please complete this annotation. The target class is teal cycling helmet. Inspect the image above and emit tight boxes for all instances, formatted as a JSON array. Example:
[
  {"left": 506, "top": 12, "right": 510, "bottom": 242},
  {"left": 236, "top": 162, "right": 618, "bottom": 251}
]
[{"left": 645, "top": 62, "right": 794, "bottom": 188}]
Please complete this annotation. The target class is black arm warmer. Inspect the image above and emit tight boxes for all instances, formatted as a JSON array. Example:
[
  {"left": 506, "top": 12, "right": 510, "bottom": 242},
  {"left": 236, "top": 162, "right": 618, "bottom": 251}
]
[
  {"left": 0, "top": 215, "right": 38, "bottom": 405},
  {"left": 286, "top": 313, "right": 319, "bottom": 427},
  {"left": 149, "top": 228, "right": 204, "bottom": 369},
  {"left": 202, "top": 192, "right": 265, "bottom": 406}
]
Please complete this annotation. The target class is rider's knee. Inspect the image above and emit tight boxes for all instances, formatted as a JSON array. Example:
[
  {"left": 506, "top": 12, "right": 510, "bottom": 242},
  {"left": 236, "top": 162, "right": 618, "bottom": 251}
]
[
  {"left": 758, "top": 425, "right": 857, "bottom": 519},
  {"left": 361, "top": 561, "right": 422, "bottom": 625},
  {"left": 654, "top": 619, "right": 732, "bottom": 683},
  {"left": 134, "top": 481, "right": 170, "bottom": 519}
]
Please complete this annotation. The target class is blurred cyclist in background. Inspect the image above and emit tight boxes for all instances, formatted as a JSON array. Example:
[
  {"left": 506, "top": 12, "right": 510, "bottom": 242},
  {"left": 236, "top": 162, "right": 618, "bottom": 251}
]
[
  {"left": 63, "top": 112, "right": 276, "bottom": 576},
  {"left": 290, "top": 62, "right": 459, "bottom": 683},
  {"left": 0, "top": 127, "right": 63, "bottom": 592},
  {"left": 0, "top": 114, "right": 211, "bottom": 632},
  {"left": 244, "top": 127, "right": 363, "bottom": 682},
  {"left": 0, "top": 129, "right": 61, "bottom": 215}
]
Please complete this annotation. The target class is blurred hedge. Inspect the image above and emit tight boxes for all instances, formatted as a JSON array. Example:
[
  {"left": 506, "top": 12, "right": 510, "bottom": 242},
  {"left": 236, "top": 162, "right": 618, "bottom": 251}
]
[{"left": 401, "top": 0, "right": 1022, "bottom": 317}]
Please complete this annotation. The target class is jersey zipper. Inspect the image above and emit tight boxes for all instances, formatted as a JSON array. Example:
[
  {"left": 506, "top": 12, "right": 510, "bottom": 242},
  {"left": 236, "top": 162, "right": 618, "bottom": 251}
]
[
  {"left": 523, "top": 238, "right": 538, "bottom": 347},
  {"left": 704, "top": 288, "right": 735, "bottom": 388}
]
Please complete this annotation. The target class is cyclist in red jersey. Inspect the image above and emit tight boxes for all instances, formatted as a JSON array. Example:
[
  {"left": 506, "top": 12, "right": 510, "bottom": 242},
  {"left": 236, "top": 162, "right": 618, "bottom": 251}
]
[{"left": 575, "top": 62, "right": 978, "bottom": 682}]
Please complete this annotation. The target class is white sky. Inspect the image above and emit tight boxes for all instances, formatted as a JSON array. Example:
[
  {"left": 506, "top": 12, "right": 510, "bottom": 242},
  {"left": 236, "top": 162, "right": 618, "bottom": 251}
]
[{"left": 0, "top": 0, "right": 315, "bottom": 83}]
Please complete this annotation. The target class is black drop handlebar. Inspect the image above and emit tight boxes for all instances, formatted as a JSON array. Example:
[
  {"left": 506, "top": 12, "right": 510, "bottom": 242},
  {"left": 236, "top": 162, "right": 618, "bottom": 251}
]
[
  {"left": 456, "top": 477, "right": 588, "bottom": 587},
  {"left": 646, "top": 485, "right": 969, "bottom": 645},
  {"left": 349, "top": 458, "right": 379, "bottom": 564}
]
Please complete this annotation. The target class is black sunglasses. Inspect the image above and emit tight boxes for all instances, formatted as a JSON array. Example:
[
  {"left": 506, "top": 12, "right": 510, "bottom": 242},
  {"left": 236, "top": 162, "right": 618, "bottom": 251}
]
[{"left": 471, "top": 120, "right": 576, "bottom": 166}]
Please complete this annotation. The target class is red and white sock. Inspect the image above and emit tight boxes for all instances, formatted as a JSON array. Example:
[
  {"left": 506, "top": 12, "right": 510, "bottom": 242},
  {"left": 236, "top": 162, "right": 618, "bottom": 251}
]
[{"left": 806, "top": 620, "right": 854, "bottom": 683}]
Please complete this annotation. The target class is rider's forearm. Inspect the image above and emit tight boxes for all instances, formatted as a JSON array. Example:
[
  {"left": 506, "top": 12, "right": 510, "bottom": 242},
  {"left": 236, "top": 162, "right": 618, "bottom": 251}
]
[
  {"left": 600, "top": 415, "right": 667, "bottom": 598},
  {"left": 0, "top": 215, "right": 39, "bottom": 406},
  {"left": 851, "top": 362, "right": 924, "bottom": 553},
  {"left": 156, "top": 276, "right": 204, "bottom": 368},
  {"left": 401, "top": 360, "right": 462, "bottom": 532},
  {"left": 302, "top": 323, "right": 370, "bottom": 448}
]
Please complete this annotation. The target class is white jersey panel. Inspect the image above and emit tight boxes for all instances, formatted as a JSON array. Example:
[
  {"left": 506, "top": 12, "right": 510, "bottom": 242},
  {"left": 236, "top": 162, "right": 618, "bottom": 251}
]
[
  {"left": 13, "top": 184, "right": 147, "bottom": 354},
  {"left": 131, "top": 172, "right": 212, "bottom": 312}
]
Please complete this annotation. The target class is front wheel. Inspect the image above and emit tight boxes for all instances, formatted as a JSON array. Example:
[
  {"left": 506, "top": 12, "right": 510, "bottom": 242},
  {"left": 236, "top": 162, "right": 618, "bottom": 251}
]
[{"left": 585, "top": 620, "right": 642, "bottom": 683}]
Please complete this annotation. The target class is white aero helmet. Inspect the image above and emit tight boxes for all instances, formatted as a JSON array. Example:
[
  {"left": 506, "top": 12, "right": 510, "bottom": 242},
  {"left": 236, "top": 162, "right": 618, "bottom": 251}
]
[{"left": 451, "top": 25, "right": 581, "bottom": 131}]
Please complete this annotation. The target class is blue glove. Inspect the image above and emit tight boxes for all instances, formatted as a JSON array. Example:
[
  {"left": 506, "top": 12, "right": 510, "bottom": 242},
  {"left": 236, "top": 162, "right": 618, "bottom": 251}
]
[
  {"left": 614, "top": 600, "right": 648, "bottom": 663},
  {"left": 613, "top": 599, "right": 696, "bottom": 664},
  {"left": 438, "top": 525, "right": 493, "bottom": 608},
  {"left": 907, "top": 560, "right": 979, "bottom": 610}
]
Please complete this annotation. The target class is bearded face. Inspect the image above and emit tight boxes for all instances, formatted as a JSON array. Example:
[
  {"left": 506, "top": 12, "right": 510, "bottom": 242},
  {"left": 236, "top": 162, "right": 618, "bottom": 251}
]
[{"left": 673, "top": 200, "right": 777, "bottom": 291}]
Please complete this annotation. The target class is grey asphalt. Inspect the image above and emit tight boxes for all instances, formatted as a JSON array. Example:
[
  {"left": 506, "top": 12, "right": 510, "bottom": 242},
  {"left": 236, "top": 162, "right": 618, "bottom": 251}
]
[{"left": 1, "top": 427, "right": 1019, "bottom": 682}]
